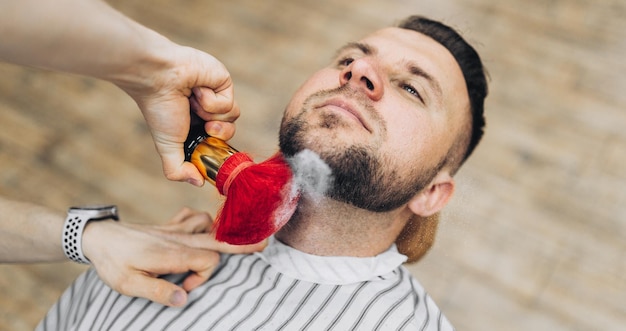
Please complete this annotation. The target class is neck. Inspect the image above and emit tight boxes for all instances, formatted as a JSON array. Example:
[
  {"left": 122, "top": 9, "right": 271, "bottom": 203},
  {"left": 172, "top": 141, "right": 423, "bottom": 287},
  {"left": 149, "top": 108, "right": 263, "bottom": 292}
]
[{"left": 274, "top": 195, "right": 410, "bottom": 257}]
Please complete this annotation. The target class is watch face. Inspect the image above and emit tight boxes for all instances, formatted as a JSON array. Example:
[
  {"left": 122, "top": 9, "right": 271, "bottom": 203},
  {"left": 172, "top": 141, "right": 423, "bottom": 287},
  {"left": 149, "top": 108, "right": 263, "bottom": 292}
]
[
  {"left": 69, "top": 205, "right": 119, "bottom": 220},
  {"left": 69, "top": 204, "right": 116, "bottom": 211}
]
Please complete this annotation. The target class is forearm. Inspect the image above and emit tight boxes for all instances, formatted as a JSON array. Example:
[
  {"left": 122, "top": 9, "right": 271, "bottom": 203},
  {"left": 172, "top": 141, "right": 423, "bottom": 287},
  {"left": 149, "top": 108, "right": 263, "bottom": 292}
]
[
  {"left": 1, "top": 0, "right": 238, "bottom": 183},
  {"left": 0, "top": 197, "right": 66, "bottom": 263},
  {"left": 0, "top": 0, "right": 172, "bottom": 88}
]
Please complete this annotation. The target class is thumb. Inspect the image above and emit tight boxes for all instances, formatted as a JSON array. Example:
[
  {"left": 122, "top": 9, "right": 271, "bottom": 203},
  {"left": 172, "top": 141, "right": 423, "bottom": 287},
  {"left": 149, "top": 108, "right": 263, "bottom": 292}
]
[
  {"left": 122, "top": 274, "right": 189, "bottom": 307},
  {"left": 159, "top": 148, "right": 205, "bottom": 186}
]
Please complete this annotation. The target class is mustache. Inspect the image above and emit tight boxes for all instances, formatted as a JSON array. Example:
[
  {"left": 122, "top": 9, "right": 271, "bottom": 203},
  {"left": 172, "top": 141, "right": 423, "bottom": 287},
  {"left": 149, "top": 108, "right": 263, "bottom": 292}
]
[{"left": 304, "top": 84, "right": 384, "bottom": 128}]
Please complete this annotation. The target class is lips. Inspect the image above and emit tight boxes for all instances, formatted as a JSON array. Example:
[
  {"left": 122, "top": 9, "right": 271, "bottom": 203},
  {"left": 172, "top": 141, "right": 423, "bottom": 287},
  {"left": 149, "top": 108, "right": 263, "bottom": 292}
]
[{"left": 316, "top": 98, "right": 372, "bottom": 132}]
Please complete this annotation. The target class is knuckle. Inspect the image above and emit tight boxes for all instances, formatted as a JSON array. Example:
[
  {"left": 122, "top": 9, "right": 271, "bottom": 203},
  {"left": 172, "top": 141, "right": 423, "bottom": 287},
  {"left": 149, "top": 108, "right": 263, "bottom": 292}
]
[{"left": 114, "top": 277, "right": 132, "bottom": 295}]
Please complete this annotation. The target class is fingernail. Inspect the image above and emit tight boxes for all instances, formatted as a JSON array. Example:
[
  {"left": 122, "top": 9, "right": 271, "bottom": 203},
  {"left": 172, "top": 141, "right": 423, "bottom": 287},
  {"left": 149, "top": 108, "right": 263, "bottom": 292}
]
[
  {"left": 170, "top": 290, "right": 186, "bottom": 306},
  {"left": 187, "top": 178, "right": 203, "bottom": 187},
  {"left": 207, "top": 123, "right": 223, "bottom": 137}
]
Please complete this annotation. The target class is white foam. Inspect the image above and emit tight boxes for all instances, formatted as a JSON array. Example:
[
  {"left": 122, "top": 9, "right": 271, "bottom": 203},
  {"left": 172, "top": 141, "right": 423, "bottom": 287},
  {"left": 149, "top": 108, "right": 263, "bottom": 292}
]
[{"left": 287, "top": 149, "right": 333, "bottom": 200}]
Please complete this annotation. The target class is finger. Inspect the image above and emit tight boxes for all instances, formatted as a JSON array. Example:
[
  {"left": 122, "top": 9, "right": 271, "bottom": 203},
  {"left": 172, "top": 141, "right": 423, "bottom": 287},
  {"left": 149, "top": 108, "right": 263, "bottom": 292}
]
[
  {"left": 160, "top": 211, "right": 213, "bottom": 234},
  {"left": 216, "top": 239, "right": 268, "bottom": 254},
  {"left": 118, "top": 274, "right": 189, "bottom": 307},
  {"left": 189, "top": 93, "right": 205, "bottom": 116},
  {"left": 205, "top": 120, "right": 236, "bottom": 141},
  {"left": 196, "top": 99, "right": 240, "bottom": 124},
  {"left": 181, "top": 265, "right": 216, "bottom": 292},
  {"left": 198, "top": 98, "right": 241, "bottom": 122},
  {"left": 167, "top": 207, "right": 195, "bottom": 225},
  {"left": 176, "top": 249, "right": 221, "bottom": 291},
  {"left": 144, "top": 226, "right": 268, "bottom": 254},
  {"left": 179, "top": 234, "right": 268, "bottom": 253},
  {"left": 189, "top": 98, "right": 237, "bottom": 141},
  {"left": 191, "top": 92, "right": 239, "bottom": 123},
  {"left": 192, "top": 86, "right": 235, "bottom": 114}
]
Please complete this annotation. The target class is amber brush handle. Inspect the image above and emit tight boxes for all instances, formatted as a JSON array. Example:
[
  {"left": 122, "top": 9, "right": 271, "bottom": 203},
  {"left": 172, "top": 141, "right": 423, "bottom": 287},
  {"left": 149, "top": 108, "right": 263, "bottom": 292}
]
[{"left": 183, "top": 114, "right": 239, "bottom": 185}]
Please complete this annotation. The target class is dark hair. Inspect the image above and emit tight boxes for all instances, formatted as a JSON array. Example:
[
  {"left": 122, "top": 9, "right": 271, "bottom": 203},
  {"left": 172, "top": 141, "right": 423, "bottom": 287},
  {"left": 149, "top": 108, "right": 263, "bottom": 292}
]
[{"left": 398, "top": 16, "right": 488, "bottom": 168}]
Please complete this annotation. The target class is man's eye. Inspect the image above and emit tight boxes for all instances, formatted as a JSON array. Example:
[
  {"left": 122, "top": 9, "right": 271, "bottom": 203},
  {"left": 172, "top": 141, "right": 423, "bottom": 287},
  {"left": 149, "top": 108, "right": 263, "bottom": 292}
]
[
  {"left": 337, "top": 57, "right": 354, "bottom": 67},
  {"left": 402, "top": 84, "right": 425, "bottom": 103}
]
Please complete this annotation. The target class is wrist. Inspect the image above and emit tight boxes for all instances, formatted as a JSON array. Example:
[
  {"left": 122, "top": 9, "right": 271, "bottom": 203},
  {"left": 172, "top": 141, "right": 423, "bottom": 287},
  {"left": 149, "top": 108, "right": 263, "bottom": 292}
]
[
  {"left": 62, "top": 205, "right": 119, "bottom": 264},
  {"left": 81, "top": 220, "right": 116, "bottom": 263},
  {"left": 105, "top": 27, "right": 179, "bottom": 98}
]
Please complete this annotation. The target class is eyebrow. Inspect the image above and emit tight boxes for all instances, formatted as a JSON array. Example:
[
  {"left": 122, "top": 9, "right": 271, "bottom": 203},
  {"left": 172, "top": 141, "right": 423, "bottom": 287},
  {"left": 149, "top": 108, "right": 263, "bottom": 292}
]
[
  {"left": 407, "top": 64, "right": 443, "bottom": 101},
  {"left": 334, "top": 42, "right": 376, "bottom": 57},
  {"left": 335, "top": 41, "right": 443, "bottom": 103}
]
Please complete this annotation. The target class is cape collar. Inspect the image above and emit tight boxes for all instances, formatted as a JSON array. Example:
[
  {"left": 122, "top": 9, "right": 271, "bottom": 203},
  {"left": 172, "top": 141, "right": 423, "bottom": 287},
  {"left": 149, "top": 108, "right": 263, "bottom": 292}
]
[{"left": 256, "top": 236, "right": 408, "bottom": 285}]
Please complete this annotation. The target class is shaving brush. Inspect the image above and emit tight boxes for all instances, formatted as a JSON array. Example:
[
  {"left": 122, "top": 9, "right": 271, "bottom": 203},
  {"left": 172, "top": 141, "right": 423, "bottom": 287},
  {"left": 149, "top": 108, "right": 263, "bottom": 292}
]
[{"left": 184, "top": 115, "right": 299, "bottom": 245}]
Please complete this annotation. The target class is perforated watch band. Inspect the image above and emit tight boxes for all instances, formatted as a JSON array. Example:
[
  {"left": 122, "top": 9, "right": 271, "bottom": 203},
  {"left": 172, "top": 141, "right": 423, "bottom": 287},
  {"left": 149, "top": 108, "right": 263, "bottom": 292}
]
[
  {"left": 62, "top": 205, "right": 119, "bottom": 264},
  {"left": 62, "top": 214, "right": 91, "bottom": 264}
]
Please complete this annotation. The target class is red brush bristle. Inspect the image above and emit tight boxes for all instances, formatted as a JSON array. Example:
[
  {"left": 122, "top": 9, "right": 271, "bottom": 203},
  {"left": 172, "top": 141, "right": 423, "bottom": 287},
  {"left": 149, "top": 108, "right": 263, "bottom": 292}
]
[{"left": 214, "top": 152, "right": 299, "bottom": 244}]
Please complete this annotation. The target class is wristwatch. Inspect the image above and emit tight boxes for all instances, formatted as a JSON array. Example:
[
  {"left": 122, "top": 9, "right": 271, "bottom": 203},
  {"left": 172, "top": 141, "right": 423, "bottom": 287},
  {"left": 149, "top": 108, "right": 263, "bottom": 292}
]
[{"left": 62, "top": 204, "right": 119, "bottom": 264}]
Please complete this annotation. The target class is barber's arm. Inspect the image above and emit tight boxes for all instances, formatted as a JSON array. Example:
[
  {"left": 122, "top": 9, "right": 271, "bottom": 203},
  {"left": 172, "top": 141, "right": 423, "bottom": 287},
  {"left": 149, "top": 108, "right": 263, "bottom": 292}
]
[
  {"left": 0, "top": 198, "right": 265, "bottom": 306},
  {"left": 0, "top": 198, "right": 67, "bottom": 262},
  {"left": 0, "top": 0, "right": 258, "bottom": 306},
  {"left": 0, "top": 0, "right": 239, "bottom": 185}
]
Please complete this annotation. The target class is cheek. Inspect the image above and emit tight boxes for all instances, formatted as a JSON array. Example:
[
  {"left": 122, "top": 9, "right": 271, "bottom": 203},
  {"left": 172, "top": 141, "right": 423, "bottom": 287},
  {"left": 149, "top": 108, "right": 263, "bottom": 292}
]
[
  {"left": 385, "top": 109, "right": 428, "bottom": 147},
  {"left": 384, "top": 113, "right": 439, "bottom": 162}
]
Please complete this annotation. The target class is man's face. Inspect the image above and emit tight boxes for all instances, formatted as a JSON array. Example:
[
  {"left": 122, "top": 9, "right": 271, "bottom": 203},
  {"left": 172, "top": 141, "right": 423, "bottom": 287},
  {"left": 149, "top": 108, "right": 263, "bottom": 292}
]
[{"left": 279, "top": 27, "right": 470, "bottom": 212}]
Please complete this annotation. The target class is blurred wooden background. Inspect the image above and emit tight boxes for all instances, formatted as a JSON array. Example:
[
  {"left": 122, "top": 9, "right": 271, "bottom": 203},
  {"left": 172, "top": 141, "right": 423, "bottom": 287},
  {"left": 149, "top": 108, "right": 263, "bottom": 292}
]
[{"left": 1, "top": 0, "right": 624, "bottom": 330}]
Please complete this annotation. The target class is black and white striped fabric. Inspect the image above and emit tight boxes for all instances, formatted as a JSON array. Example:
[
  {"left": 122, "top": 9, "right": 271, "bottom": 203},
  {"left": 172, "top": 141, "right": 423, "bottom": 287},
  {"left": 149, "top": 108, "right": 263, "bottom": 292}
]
[{"left": 37, "top": 237, "right": 454, "bottom": 330}]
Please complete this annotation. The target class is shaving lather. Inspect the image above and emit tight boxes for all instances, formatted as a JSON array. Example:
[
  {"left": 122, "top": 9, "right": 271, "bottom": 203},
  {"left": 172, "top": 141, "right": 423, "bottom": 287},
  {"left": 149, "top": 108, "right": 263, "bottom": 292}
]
[{"left": 184, "top": 113, "right": 300, "bottom": 245}]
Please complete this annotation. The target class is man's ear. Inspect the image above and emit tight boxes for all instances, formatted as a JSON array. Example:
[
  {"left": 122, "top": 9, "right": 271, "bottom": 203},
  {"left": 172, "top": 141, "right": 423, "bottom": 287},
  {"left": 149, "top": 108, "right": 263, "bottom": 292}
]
[{"left": 407, "top": 171, "right": 455, "bottom": 217}]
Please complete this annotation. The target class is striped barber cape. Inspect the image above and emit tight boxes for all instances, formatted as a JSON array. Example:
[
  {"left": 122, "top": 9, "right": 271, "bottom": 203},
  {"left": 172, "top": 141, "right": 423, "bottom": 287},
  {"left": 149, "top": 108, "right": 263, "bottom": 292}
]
[{"left": 37, "top": 237, "right": 454, "bottom": 330}]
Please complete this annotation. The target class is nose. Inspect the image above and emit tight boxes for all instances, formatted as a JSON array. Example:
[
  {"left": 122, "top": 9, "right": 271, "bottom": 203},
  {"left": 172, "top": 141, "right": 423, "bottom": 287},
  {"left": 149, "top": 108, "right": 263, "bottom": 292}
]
[{"left": 339, "top": 58, "right": 383, "bottom": 101}]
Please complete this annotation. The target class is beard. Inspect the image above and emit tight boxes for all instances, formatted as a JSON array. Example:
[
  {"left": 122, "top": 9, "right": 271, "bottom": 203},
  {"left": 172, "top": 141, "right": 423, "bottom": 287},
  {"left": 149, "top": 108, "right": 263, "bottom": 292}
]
[{"left": 279, "top": 87, "right": 442, "bottom": 212}]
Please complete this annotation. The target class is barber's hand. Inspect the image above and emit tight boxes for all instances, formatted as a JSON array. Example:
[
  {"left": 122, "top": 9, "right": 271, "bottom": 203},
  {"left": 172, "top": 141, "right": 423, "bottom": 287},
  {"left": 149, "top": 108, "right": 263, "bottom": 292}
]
[
  {"left": 115, "top": 43, "right": 240, "bottom": 187},
  {"left": 82, "top": 208, "right": 265, "bottom": 307}
]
